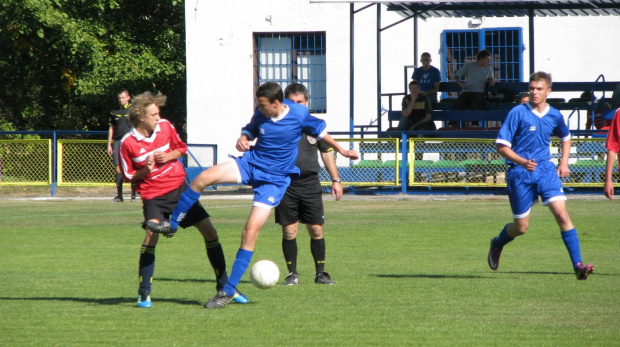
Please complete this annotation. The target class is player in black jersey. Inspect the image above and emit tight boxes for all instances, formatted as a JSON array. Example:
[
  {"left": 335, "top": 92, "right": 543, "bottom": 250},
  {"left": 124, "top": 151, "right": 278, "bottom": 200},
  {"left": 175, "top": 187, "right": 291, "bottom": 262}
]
[{"left": 275, "top": 83, "right": 342, "bottom": 285}]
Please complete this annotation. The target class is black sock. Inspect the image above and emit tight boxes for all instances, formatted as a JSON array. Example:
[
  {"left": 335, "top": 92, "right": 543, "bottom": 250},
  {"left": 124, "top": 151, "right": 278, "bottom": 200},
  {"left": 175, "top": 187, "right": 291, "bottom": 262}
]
[
  {"left": 205, "top": 238, "right": 227, "bottom": 289},
  {"left": 282, "top": 238, "right": 298, "bottom": 274},
  {"left": 311, "top": 238, "right": 326, "bottom": 274},
  {"left": 131, "top": 182, "right": 137, "bottom": 197},
  {"left": 115, "top": 173, "right": 123, "bottom": 198},
  {"left": 138, "top": 245, "right": 156, "bottom": 295}
]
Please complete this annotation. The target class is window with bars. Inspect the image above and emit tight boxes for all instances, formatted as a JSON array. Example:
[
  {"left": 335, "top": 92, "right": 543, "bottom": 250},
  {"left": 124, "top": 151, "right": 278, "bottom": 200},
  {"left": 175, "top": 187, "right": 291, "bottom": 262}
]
[
  {"left": 441, "top": 28, "right": 523, "bottom": 88},
  {"left": 253, "top": 32, "right": 327, "bottom": 113}
]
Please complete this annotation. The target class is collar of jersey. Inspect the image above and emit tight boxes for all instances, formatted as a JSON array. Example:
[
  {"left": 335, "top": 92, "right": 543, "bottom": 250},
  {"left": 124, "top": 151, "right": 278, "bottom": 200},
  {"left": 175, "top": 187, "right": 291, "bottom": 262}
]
[
  {"left": 271, "top": 105, "right": 290, "bottom": 122},
  {"left": 526, "top": 102, "right": 550, "bottom": 118},
  {"left": 131, "top": 123, "right": 161, "bottom": 142}
]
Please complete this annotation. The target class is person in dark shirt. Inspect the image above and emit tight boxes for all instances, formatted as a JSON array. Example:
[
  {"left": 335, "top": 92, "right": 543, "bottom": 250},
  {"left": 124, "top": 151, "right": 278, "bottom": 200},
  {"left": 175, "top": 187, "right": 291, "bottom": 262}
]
[
  {"left": 397, "top": 80, "right": 435, "bottom": 133},
  {"left": 107, "top": 88, "right": 137, "bottom": 202},
  {"left": 275, "top": 83, "right": 343, "bottom": 286}
]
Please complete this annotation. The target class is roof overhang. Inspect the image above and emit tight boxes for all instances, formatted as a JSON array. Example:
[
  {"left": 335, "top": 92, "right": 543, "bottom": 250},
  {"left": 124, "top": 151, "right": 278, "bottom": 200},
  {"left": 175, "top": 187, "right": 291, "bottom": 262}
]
[{"left": 310, "top": 1, "right": 620, "bottom": 19}]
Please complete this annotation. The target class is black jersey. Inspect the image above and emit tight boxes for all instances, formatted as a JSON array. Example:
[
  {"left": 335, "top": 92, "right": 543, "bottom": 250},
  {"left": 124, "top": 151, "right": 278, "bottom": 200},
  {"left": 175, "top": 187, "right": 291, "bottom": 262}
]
[
  {"left": 296, "top": 135, "right": 333, "bottom": 177},
  {"left": 109, "top": 104, "right": 131, "bottom": 141}
]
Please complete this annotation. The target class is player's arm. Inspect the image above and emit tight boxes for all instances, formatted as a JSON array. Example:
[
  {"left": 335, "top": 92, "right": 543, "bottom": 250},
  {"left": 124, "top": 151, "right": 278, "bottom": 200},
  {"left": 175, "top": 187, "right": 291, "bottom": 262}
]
[
  {"left": 497, "top": 144, "right": 537, "bottom": 171},
  {"left": 107, "top": 124, "right": 114, "bottom": 156},
  {"left": 318, "top": 133, "right": 359, "bottom": 160},
  {"left": 604, "top": 150, "right": 617, "bottom": 200},
  {"left": 320, "top": 150, "right": 343, "bottom": 201},
  {"left": 153, "top": 149, "right": 183, "bottom": 164},
  {"left": 130, "top": 155, "right": 155, "bottom": 182},
  {"left": 557, "top": 139, "right": 571, "bottom": 178}
]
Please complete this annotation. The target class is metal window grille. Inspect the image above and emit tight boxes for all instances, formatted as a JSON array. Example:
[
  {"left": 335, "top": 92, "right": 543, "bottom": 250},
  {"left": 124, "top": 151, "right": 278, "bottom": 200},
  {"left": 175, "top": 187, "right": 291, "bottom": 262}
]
[
  {"left": 254, "top": 32, "right": 327, "bottom": 113},
  {"left": 441, "top": 28, "right": 523, "bottom": 96}
]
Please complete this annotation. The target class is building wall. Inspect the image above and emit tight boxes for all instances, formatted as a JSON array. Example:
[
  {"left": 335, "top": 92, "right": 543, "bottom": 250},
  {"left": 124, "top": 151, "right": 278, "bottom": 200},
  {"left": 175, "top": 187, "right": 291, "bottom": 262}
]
[{"left": 186, "top": 1, "right": 620, "bottom": 163}]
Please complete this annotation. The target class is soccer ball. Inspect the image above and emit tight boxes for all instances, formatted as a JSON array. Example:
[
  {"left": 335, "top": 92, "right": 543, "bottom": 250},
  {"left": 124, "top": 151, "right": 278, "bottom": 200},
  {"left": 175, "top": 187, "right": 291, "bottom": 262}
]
[{"left": 249, "top": 260, "right": 280, "bottom": 289}]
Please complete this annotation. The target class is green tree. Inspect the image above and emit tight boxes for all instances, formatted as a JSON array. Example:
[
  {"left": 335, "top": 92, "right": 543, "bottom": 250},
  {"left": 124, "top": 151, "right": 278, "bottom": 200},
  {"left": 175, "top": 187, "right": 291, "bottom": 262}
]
[{"left": 0, "top": 0, "right": 187, "bottom": 137}]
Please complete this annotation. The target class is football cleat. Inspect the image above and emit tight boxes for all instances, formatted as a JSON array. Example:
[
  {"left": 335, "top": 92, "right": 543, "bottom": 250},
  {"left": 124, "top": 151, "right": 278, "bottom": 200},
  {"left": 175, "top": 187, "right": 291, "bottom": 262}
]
[
  {"left": 204, "top": 290, "right": 234, "bottom": 309},
  {"left": 130, "top": 195, "right": 138, "bottom": 203},
  {"left": 488, "top": 238, "right": 503, "bottom": 271},
  {"left": 314, "top": 272, "right": 335, "bottom": 284},
  {"left": 111, "top": 196, "right": 123, "bottom": 203},
  {"left": 144, "top": 220, "right": 176, "bottom": 238},
  {"left": 283, "top": 273, "right": 299, "bottom": 286},
  {"left": 574, "top": 262, "right": 594, "bottom": 280},
  {"left": 137, "top": 291, "right": 152, "bottom": 308},
  {"left": 233, "top": 289, "right": 249, "bottom": 304}
]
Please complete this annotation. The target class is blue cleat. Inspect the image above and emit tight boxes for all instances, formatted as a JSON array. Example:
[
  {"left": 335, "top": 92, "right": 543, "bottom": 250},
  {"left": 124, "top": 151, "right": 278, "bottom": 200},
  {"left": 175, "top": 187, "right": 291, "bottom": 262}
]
[
  {"left": 233, "top": 289, "right": 249, "bottom": 304},
  {"left": 137, "top": 292, "right": 153, "bottom": 308}
]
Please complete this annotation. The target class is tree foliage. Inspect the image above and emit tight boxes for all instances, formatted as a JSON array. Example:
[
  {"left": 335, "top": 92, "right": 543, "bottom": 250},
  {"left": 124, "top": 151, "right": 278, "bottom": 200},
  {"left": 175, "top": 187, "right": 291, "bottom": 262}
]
[{"left": 0, "top": 0, "right": 187, "bottom": 136}]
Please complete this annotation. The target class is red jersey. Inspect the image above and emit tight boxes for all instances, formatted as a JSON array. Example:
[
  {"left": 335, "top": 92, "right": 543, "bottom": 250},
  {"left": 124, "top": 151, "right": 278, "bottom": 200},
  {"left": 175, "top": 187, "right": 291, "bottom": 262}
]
[
  {"left": 120, "top": 119, "right": 188, "bottom": 200},
  {"left": 606, "top": 109, "right": 620, "bottom": 157}
]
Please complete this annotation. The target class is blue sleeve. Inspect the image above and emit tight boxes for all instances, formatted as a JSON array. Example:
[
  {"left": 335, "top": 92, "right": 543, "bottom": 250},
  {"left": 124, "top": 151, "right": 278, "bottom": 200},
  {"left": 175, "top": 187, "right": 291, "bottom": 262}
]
[
  {"left": 496, "top": 108, "right": 519, "bottom": 148},
  {"left": 301, "top": 112, "right": 327, "bottom": 140},
  {"left": 240, "top": 111, "right": 260, "bottom": 140},
  {"left": 432, "top": 67, "right": 441, "bottom": 82},
  {"left": 553, "top": 114, "right": 571, "bottom": 140}
]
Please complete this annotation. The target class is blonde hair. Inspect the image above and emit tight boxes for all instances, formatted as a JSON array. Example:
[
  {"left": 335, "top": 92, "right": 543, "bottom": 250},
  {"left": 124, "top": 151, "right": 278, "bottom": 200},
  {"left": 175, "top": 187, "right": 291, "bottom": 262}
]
[{"left": 128, "top": 91, "right": 167, "bottom": 127}]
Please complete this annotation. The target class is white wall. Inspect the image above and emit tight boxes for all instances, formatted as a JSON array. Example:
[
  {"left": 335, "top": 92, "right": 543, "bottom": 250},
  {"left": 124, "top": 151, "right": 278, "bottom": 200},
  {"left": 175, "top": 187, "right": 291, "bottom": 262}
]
[{"left": 186, "top": 2, "right": 620, "bottom": 163}]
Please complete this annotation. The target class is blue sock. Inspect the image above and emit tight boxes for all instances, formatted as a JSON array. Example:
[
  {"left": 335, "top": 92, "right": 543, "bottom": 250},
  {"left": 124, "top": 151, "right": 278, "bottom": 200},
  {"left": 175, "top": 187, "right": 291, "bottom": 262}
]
[
  {"left": 561, "top": 228, "right": 582, "bottom": 268},
  {"left": 223, "top": 249, "right": 253, "bottom": 296},
  {"left": 492, "top": 224, "right": 514, "bottom": 248},
  {"left": 170, "top": 187, "right": 201, "bottom": 230}
]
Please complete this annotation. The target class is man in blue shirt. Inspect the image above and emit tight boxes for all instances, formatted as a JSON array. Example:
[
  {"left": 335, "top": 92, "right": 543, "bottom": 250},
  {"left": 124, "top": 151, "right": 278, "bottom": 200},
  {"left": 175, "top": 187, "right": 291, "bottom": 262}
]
[
  {"left": 411, "top": 52, "right": 441, "bottom": 105},
  {"left": 488, "top": 71, "right": 594, "bottom": 280},
  {"left": 148, "top": 82, "right": 358, "bottom": 308}
]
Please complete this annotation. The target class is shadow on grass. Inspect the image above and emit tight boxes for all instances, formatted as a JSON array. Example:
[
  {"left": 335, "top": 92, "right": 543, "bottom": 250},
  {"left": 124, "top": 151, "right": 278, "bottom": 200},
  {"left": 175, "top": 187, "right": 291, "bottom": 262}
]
[
  {"left": 0, "top": 296, "right": 202, "bottom": 306},
  {"left": 378, "top": 271, "right": 616, "bottom": 279},
  {"left": 377, "top": 274, "right": 487, "bottom": 279},
  {"left": 157, "top": 277, "right": 252, "bottom": 284}
]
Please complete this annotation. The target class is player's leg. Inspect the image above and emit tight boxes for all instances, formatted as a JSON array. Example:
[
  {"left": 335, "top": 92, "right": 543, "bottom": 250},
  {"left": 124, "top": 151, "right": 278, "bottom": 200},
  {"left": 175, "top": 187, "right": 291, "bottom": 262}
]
[
  {"left": 546, "top": 198, "right": 594, "bottom": 280},
  {"left": 488, "top": 167, "right": 534, "bottom": 270},
  {"left": 130, "top": 182, "right": 137, "bottom": 202},
  {"left": 137, "top": 229, "right": 159, "bottom": 308},
  {"left": 112, "top": 142, "right": 124, "bottom": 202},
  {"left": 275, "top": 182, "right": 301, "bottom": 285},
  {"left": 168, "top": 160, "right": 239, "bottom": 230}
]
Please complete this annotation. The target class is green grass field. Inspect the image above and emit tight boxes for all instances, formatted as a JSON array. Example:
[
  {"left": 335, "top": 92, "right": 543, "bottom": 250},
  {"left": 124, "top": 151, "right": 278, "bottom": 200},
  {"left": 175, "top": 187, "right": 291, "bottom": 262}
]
[{"left": 1, "top": 195, "right": 618, "bottom": 346}]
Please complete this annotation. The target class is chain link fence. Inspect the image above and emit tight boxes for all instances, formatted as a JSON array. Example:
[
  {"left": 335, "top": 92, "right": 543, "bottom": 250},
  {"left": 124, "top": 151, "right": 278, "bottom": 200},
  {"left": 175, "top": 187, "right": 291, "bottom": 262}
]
[{"left": 0, "top": 139, "right": 51, "bottom": 185}]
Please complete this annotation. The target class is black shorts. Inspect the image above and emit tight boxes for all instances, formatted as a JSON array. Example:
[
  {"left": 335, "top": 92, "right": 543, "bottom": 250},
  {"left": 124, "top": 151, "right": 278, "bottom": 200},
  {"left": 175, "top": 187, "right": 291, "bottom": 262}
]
[
  {"left": 142, "top": 182, "right": 209, "bottom": 229},
  {"left": 275, "top": 174, "right": 324, "bottom": 226}
]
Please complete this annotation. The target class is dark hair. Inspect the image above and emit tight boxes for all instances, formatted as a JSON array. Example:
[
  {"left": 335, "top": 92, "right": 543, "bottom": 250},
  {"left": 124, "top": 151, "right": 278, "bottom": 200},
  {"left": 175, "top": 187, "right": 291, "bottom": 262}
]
[
  {"left": 117, "top": 88, "right": 130, "bottom": 96},
  {"left": 284, "top": 83, "right": 308, "bottom": 100},
  {"left": 409, "top": 80, "right": 420, "bottom": 87},
  {"left": 529, "top": 71, "right": 552, "bottom": 88},
  {"left": 421, "top": 52, "right": 431, "bottom": 58},
  {"left": 256, "top": 82, "right": 284, "bottom": 103},
  {"left": 476, "top": 49, "right": 492, "bottom": 61}
]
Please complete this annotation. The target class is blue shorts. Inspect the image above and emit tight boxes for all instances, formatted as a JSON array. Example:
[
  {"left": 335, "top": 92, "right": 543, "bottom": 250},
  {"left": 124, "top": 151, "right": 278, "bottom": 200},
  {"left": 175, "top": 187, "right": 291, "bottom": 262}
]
[
  {"left": 231, "top": 156, "right": 292, "bottom": 209},
  {"left": 506, "top": 160, "right": 566, "bottom": 218}
]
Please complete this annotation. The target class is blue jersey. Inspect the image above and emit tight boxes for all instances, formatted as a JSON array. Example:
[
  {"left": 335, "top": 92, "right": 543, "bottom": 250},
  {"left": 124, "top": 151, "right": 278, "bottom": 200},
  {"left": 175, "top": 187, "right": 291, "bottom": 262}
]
[
  {"left": 412, "top": 65, "right": 441, "bottom": 93},
  {"left": 240, "top": 99, "right": 327, "bottom": 175},
  {"left": 496, "top": 103, "right": 570, "bottom": 166}
]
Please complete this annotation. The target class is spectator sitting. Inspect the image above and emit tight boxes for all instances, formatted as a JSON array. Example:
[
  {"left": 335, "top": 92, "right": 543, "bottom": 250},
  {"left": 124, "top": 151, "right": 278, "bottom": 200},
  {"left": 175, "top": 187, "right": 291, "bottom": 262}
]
[
  {"left": 518, "top": 92, "right": 530, "bottom": 104},
  {"left": 411, "top": 52, "right": 441, "bottom": 106},
  {"left": 582, "top": 91, "right": 612, "bottom": 130},
  {"left": 397, "top": 80, "right": 436, "bottom": 134}
]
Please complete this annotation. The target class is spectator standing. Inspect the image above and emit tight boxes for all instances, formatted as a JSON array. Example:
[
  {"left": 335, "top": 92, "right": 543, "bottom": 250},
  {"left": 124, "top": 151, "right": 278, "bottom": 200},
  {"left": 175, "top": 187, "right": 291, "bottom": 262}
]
[{"left": 411, "top": 52, "right": 441, "bottom": 106}]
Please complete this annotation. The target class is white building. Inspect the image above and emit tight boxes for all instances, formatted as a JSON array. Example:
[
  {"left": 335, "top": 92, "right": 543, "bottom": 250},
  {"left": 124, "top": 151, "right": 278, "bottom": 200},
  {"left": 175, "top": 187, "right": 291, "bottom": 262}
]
[{"left": 185, "top": 0, "right": 620, "bottom": 163}]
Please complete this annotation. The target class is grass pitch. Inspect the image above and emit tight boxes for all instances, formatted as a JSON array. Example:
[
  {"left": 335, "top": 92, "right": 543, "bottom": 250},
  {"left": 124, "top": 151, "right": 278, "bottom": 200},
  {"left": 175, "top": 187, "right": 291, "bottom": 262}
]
[{"left": 0, "top": 194, "right": 618, "bottom": 346}]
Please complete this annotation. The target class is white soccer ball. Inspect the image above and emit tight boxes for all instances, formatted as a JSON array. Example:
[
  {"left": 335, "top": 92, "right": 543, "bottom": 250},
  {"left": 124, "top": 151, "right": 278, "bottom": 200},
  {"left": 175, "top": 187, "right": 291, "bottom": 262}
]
[{"left": 250, "top": 260, "right": 280, "bottom": 289}]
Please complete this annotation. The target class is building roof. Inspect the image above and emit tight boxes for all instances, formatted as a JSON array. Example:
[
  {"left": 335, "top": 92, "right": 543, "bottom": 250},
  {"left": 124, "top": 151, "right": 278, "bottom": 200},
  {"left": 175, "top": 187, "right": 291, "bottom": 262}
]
[{"left": 383, "top": 0, "right": 620, "bottom": 19}]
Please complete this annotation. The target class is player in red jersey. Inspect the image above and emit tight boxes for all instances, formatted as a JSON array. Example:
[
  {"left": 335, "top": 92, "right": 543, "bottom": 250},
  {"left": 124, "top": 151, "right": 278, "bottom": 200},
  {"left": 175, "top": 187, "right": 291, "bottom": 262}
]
[
  {"left": 119, "top": 91, "right": 247, "bottom": 308},
  {"left": 604, "top": 108, "right": 620, "bottom": 199}
]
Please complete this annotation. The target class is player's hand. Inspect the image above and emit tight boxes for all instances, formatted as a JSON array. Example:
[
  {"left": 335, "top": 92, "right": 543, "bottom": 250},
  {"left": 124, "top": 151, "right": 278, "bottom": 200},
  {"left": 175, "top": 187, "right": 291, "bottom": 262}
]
[
  {"left": 153, "top": 150, "right": 171, "bottom": 164},
  {"left": 523, "top": 159, "right": 537, "bottom": 172},
  {"left": 331, "top": 181, "right": 343, "bottom": 201},
  {"left": 341, "top": 149, "right": 359, "bottom": 160},
  {"left": 604, "top": 180, "right": 615, "bottom": 200},
  {"left": 107, "top": 146, "right": 113, "bottom": 156},
  {"left": 146, "top": 154, "right": 155, "bottom": 172},
  {"left": 236, "top": 135, "right": 251, "bottom": 152},
  {"left": 557, "top": 164, "right": 570, "bottom": 178}
]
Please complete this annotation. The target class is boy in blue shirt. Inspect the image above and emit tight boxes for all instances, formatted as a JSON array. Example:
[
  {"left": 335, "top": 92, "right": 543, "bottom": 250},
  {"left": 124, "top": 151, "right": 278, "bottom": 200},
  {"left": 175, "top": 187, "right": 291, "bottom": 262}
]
[
  {"left": 149, "top": 82, "right": 358, "bottom": 307},
  {"left": 488, "top": 71, "right": 594, "bottom": 280}
]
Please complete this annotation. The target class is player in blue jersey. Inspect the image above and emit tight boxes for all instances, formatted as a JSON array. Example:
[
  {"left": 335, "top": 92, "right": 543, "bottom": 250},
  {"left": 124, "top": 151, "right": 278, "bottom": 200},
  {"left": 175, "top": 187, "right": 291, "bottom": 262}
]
[
  {"left": 488, "top": 71, "right": 594, "bottom": 280},
  {"left": 148, "top": 82, "right": 358, "bottom": 308}
]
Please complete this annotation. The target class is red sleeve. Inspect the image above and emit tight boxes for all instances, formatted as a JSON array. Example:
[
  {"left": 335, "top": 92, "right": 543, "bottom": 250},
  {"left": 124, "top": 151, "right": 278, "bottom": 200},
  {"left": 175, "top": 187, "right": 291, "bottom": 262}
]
[
  {"left": 606, "top": 109, "right": 620, "bottom": 153},
  {"left": 163, "top": 120, "right": 187, "bottom": 155}
]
